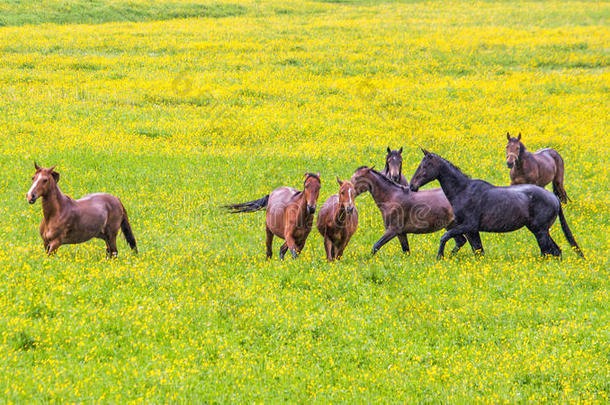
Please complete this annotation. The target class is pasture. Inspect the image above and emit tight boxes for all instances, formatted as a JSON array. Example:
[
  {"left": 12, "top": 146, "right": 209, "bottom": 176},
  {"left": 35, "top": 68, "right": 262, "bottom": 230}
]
[{"left": 0, "top": 0, "right": 608, "bottom": 401}]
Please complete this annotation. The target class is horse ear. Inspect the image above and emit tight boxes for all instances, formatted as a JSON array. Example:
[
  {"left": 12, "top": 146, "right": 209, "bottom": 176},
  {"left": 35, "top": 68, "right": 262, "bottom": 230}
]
[
  {"left": 49, "top": 166, "right": 59, "bottom": 182},
  {"left": 387, "top": 146, "right": 391, "bottom": 154},
  {"left": 517, "top": 133, "right": 521, "bottom": 141},
  {"left": 336, "top": 176, "right": 343, "bottom": 186},
  {"left": 506, "top": 132, "right": 511, "bottom": 141},
  {"left": 34, "top": 161, "right": 41, "bottom": 171},
  {"left": 420, "top": 147, "right": 429, "bottom": 156},
  {"left": 398, "top": 147, "right": 403, "bottom": 154}
]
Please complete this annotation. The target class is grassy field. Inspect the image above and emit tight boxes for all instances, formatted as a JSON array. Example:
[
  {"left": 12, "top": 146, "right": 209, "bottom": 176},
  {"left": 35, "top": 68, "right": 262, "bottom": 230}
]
[{"left": 0, "top": 0, "right": 608, "bottom": 401}]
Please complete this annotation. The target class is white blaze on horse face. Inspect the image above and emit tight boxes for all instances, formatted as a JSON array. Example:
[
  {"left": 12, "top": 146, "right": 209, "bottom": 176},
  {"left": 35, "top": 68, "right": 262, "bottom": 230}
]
[
  {"left": 507, "top": 152, "right": 519, "bottom": 164},
  {"left": 27, "top": 173, "right": 41, "bottom": 199}
]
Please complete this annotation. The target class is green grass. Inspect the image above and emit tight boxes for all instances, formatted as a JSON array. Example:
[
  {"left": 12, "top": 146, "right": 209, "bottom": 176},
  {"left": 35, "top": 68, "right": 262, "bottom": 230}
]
[
  {"left": 0, "top": 0, "right": 247, "bottom": 26},
  {"left": 0, "top": 0, "right": 608, "bottom": 402}
]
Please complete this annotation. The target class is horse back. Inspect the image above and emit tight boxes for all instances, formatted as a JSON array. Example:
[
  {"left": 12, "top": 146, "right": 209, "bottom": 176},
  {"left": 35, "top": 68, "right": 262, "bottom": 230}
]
[
  {"left": 478, "top": 185, "right": 558, "bottom": 232},
  {"left": 400, "top": 188, "right": 453, "bottom": 233},
  {"left": 74, "top": 193, "right": 123, "bottom": 227}
]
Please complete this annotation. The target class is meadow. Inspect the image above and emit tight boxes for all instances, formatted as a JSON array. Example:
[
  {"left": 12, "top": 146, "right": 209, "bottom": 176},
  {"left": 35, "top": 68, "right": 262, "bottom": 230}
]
[{"left": 0, "top": 0, "right": 609, "bottom": 402}]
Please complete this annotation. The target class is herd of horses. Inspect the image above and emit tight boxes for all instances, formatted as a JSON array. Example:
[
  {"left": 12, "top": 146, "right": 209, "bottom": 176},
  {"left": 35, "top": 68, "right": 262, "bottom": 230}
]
[{"left": 27, "top": 133, "right": 583, "bottom": 260}]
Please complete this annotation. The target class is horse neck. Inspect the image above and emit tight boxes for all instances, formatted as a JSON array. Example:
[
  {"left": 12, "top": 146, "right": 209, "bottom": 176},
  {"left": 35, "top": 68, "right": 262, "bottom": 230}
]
[
  {"left": 436, "top": 161, "right": 469, "bottom": 202},
  {"left": 366, "top": 173, "right": 395, "bottom": 205},
  {"left": 295, "top": 191, "right": 310, "bottom": 221},
  {"left": 516, "top": 144, "right": 531, "bottom": 169},
  {"left": 41, "top": 184, "right": 67, "bottom": 221},
  {"left": 333, "top": 201, "right": 347, "bottom": 226}
]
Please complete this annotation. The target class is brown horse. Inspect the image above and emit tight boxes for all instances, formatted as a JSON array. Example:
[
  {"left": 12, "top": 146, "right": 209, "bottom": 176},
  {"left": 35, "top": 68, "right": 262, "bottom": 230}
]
[
  {"left": 351, "top": 166, "right": 472, "bottom": 255},
  {"left": 27, "top": 163, "right": 137, "bottom": 257},
  {"left": 316, "top": 177, "right": 358, "bottom": 261},
  {"left": 506, "top": 132, "right": 569, "bottom": 203},
  {"left": 382, "top": 147, "right": 409, "bottom": 186},
  {"left": 224, "top": 173, "right": 321, "bottom": 259}
]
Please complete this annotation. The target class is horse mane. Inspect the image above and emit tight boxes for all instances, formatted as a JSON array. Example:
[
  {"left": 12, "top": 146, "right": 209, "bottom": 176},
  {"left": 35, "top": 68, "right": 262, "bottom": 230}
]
[
  {"left": 369, "top": 168, "right": 410, "bottom": 190},
  {"left": 518, "top": 141, "right": 526, "bottom": 159},
  {"left": 303, "top": 172, "right": 320, "bottom": 184},
  {"left": 434, "top": 154, "right": 470, "bottom": 179}
]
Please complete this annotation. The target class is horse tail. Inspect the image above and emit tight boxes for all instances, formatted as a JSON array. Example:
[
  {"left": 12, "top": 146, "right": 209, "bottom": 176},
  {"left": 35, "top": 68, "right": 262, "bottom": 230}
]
[
  {"left": 120, "top": 205, "right": 138, "bottom": 253},
  {"left": 550, "top": 150, "right": 570, "bottom": 203},
  {"left": 557, "top": 204, "right": 584, "bottom": 258},
  {"left": 223, "top": 195, "right": 269, "bottom": 213}
]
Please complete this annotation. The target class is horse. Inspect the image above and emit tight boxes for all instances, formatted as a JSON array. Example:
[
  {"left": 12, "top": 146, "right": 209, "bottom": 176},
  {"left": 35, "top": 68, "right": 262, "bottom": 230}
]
[
  {"left": 224, "top": 173, "right": 321, "bottom": 259},
  {"left": 350, "top": 166, "right": 472, "bottom": 256},
  {"left": 316, "top": 177, "right": 358, "bottom": 261},
  {"left": 505, "top": 132, "right": 569, "bottom": 203},
  {"left": 26, "top": 163, "right": 138, "bottom": 257},
  {"left": 382, "top": 147, "right": 409, "bottom": 186},
  {"left": 410, "top": 149, "right": 584, "bottom": 259}
]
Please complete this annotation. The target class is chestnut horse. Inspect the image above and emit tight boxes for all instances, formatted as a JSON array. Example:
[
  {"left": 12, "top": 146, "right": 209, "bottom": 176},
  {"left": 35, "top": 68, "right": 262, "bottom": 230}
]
[
  {"left": 351, "top": 166, "right": 471, "bottom": 255},
  {"left": 382, "top": 147, "right": 409, "bottom": 186},
  {"left": 505, "top": 132, "right": 569, "bottom": 203},
  {"left": 224, "top": 173, "right": 321, "bottom": 259},
  {"left": 316, "top": 177, "right": 358, "bottom": 261},
  {"left": 27, "top": 163, "right": 137, "bottom": 257}
]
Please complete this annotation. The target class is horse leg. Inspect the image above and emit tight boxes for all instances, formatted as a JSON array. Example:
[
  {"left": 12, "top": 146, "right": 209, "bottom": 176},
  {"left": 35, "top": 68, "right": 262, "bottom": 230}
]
[
  {"left": 397, "top": 233, "right": 410, "bottom": 254},
  {"left": 295, "top": 239, "right": 307, "bottom": 258},
  {"left": 437, "top": 225, "right": 473, "bottom": 260},
  {"left": 284, "top": 226, "right": 299, "bottom": 259},
  {"left": 552, "top": 173, "right": 569, "bottom": 204},
  {"left": 46, "top": 240, "right": 61, "bottom": 256},
  {"left": 324, "top": 237, "right": 334, "bottom": 261},
  {"left": 533, "top": 230, "right": 562, "bottom": 257},
  {"left": 371, "top": 228, "right": 398, "bottom": 255},
  {"left": 265, "top": 227, "right": 274, "bottom": 259},
  {"left": 337, "top": 236, "right": 351, "bottom": 260},
  {"left": 279, "top": 243, "right": 288, "bottom": 260},
  {"left": 551, "top": 153, "right": 569, "bottom": 203},
  {"left": 449, "top": 234, "right": 467, "bottom": 256},
  {"left": 465, "top": 232, "right": 484, "bottom": 257},
  {"left": 107, "top": 235, "right": 118, "bottom": 259}
]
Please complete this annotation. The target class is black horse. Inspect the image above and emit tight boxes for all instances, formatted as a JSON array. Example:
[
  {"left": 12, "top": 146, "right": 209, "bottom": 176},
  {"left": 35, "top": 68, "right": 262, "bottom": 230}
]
[
  {"left": 382, "top": 147, "right": 409, "bottom": 186},
  {"left": 409, "top": 149, "right": 584, "bottom": 259}
]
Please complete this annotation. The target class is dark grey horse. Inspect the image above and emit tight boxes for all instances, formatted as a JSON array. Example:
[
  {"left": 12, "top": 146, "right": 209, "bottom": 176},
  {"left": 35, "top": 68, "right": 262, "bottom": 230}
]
[
  {"left": 382, "top": 147, "right": 409, "bottom": 186},
  {"left": 409, "top": 149, "right": 584, "bottom": 259}
]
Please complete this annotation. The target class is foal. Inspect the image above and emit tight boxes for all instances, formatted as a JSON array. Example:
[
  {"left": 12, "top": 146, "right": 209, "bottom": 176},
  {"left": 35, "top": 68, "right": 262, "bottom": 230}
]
[
  {"left": 316, "top": 178, "right": 358, "bottom": 261},
  {"left": 27, "top": 163, "right": 137, "bottom": 257},
  {"left": 224, "top": 173, "right": 321, "bottom": 259},
  {"left": 505, "top": 132, "right": 569, "bottom": 203},
  {"left": 382, "top": 147, "right": 409, "bottom": 186},
  {"left": 410, "top": 149, "right": 583, "bottom": 259}
]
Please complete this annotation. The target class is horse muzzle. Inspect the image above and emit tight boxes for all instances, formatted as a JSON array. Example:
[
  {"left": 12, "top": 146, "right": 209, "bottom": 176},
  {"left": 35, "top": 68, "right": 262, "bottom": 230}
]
[
  {"left": 27, "top": 193, "right": 37, "bottom": 204},
  {"left": 307, "top": 205, "right": 316, "bottom": 214},
  {"left": 346, "top": 206, "right": 354, "bottom": 214},
  {"left": 506, "top": 162, "right": 514, "bottom": 169},
  {"left": 410, "top": 184, "right": 419, "bottom": 192},
  {"left": 391, "top": 175, "right": 400, "bottom": 183}
]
